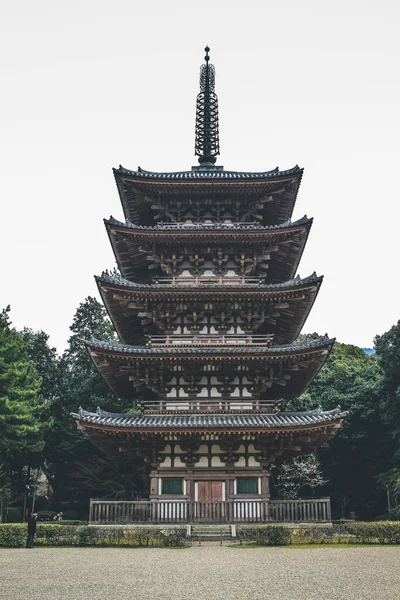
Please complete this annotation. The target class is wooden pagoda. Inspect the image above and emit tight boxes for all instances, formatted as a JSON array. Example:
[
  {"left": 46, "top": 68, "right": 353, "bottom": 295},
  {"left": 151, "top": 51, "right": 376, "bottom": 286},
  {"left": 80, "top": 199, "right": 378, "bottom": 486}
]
[{"left": 72, "top": 47, "right": 345, "bottom": 523}]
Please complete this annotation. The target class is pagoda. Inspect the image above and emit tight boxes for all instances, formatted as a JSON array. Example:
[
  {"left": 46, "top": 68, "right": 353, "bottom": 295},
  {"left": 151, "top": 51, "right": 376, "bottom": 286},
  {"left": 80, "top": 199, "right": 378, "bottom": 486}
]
[{"left": 73, "top": 48, "right": 345, "bottom": 513}]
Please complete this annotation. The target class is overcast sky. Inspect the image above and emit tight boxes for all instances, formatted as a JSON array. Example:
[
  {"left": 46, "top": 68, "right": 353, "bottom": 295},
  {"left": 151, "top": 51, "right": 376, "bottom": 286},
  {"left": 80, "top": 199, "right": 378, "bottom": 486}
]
[{"left": 1, "top": 0, "right": 399, "bottom": 352}]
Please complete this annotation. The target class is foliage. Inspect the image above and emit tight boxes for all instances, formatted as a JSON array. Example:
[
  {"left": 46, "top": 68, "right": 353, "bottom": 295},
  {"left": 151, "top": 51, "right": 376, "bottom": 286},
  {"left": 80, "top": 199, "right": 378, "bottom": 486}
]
[
  {"left": 0, "top": 306, "right": 45, "bottom": 456},
  {"left": 342, "top": 521, "right": 400, "bottom": 544},
  {"left": 5, "top": 507, "right": 23, "bottom": 522},
  {"left": 0, "top": 523, "right": 187, "bottom": 547},
  {"left": 273, "top": 454, "right": 326, "bottom": 500},
  {"left": 43, "top": 296, "right": 137, "bottom": 510},
  {"left": 288, "top": 339, "right": 388, "bottom": 519},
  {"left": 236, "top": 525, "right": 291, "bottom": 546},
  {"left": 0, "top": 523, "right": 27, "bottom": 547},
  {"left": 375, "top": 320, "right": 400, "bottom": 454},
  {"left": 0, "top": 464, "right": 12, "bottom": 518}
]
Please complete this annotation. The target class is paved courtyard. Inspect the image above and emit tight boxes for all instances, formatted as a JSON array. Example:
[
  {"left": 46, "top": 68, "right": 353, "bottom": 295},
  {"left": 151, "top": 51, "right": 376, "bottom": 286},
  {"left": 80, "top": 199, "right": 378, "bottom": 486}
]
[{"left": 1, "top": 545, "right": 400, "bottom": 600}]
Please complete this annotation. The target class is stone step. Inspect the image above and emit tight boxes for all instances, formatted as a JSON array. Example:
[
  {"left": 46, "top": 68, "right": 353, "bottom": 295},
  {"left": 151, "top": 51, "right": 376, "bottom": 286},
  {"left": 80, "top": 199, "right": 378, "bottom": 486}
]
[{"left": 188, "top": 524, "right": 236, "bottom": 539}]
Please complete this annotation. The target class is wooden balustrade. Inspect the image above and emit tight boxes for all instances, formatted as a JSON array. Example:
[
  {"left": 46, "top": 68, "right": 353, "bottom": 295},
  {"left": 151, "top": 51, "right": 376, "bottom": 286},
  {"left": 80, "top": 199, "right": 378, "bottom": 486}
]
[{"left": 89, "top": 498, "right": 331, "bottom": 524}]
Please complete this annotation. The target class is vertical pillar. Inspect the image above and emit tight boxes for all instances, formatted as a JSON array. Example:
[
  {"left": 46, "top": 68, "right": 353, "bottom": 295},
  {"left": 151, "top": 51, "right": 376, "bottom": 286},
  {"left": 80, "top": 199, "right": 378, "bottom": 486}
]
[
  {"left": 261, "top": 469, "right": 270, "bottom": 499},
  {"left": 149, "top": 471, "right": 159, "bottom": 499}
]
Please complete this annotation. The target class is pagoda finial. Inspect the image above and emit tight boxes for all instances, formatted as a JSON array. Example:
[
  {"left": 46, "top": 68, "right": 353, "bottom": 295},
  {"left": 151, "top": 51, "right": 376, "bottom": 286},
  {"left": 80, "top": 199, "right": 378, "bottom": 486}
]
[{"left": 195, "top": 46, "right": 220, "bottom": 165}]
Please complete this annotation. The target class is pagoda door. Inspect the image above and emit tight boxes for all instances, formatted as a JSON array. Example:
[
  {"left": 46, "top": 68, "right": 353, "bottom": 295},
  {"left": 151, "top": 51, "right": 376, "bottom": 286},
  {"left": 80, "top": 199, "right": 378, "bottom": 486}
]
[{"left": 197, "top": 481, "right": 224, "bottom": 521}]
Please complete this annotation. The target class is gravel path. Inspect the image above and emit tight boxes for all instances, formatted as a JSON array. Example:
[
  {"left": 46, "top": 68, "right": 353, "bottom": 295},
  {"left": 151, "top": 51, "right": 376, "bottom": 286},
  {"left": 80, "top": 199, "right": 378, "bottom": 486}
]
[{"left": 1, "top": 545, "right": 400, "bottom": 600}]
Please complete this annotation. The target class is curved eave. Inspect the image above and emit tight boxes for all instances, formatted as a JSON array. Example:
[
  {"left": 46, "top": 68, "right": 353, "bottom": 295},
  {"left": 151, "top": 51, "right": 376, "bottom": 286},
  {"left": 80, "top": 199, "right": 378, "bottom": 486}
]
[
  {"left": 113, "top": 165, "right": 303, "bottom": 225},
  {"left": 86, "top": 336, "right": 334, "bottom": 358},
  {"left": 105, "top": 217, "right": 313, "bottom": 284},
  {"left": 96, "top": 273, "right": 323, "bottom": 346},
  {"left": 85, "top": 337, "right": 334, "bottom": 400},
  {"left": 72, "top": 406, "right": 345, "bottom": 435},
  {"left": 105, "top": 215, "right": 312, "bottom": 236}
]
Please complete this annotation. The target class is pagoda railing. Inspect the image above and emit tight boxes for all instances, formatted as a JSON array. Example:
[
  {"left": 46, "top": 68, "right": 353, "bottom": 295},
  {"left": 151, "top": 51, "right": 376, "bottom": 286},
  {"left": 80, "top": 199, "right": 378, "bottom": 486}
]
[
  {"left": 147, "top": 334, "right": 273, "bottom": 347},
  {"left": 139, "top": 399, "right": 275, "bottom": 413},
  {"left": 154, "top": 276, "right": 263, "bottom": 286},
  {"left": 89, "top": 498, "right": 331, "bottom": 524},
  {"left": 157, "top": 222, "right": 259, "bottom": 229}
]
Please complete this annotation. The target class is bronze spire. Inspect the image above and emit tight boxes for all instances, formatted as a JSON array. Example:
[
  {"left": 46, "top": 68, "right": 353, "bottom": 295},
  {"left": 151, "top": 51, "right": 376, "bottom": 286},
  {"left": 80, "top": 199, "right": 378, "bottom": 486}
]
[{"left": 195, "top": 46, "right": 220, "bottom": 165}]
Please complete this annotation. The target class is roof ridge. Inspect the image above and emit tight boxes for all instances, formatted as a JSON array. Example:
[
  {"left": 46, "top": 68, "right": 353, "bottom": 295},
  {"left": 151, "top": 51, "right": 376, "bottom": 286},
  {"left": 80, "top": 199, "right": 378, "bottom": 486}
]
[
  {"left": 104, "top": 215, "right": 312, "bottom": 232},
  {"left": 96, "top": 271, "right": 322, "bottom": 290},
  {"left": 84, "top": 335, "right": 335, "bottom": 355},
  {"left": 113, "top": 165, "right": 303, "bottom": 180}
]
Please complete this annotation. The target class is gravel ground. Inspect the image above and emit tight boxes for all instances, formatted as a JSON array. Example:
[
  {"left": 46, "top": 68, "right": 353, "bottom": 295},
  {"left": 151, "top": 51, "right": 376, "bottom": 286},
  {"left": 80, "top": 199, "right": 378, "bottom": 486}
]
[{"left": 1, "top": 545, "right": 400, "bottom": 600}]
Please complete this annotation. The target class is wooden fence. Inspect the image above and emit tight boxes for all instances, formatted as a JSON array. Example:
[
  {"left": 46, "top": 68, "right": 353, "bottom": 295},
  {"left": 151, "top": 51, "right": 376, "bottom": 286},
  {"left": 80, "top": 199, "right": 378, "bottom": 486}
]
[{"left": 89, "top": 498, "right": 331, "bottom": 524}]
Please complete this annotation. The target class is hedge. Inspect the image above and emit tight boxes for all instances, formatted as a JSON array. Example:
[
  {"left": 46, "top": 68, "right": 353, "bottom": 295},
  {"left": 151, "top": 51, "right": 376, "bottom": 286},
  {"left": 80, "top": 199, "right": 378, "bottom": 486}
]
[
  {"left": 236, "top": 526, "right": 291, "bottom": 546},
  {"left": 0, "top": 524, "right": 187, "bottom": 548},
  {"left": 236, "top": 522, "right": 400, "bottom": 546}
]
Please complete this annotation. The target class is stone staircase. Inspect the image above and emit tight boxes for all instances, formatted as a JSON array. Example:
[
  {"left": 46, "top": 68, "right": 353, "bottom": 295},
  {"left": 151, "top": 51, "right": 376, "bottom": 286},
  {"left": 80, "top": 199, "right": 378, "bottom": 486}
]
[{"left": 188, "top": 524, "right": 236, "bottom": 542}]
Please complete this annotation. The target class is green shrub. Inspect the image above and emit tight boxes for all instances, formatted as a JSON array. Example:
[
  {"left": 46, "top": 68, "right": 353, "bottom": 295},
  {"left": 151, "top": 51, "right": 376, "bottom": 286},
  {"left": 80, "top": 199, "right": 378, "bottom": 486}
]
[
  {"left": 0, "top": 524, "right": 26, "bottom": 547},
  {"left": 36, "top": 524, "right": 78, "bottom": 546},
  {"left": 301, "top": 527, "right": 335, "bottom": 544},
  {"left": 0, "top": 523, "right": 188, "bottom": 548},
  {"left": 343, "top": 522, "right": 400, "bottom": 544},
  {"left": 160, "top": 528, "right": 187, "bottom": 547},
  {"left": 6, "top": 508, "right": 23, "bottom": 523},
  {"left": 237, "top": 526, "right": 291, "bottom": 546}
]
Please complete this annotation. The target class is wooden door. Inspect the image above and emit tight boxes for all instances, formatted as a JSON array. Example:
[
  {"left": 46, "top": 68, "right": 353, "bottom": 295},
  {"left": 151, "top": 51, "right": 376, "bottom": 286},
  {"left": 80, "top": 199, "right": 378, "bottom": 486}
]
[
  {"left": 198, "top": 481, "right": 223, "bottom": 502},
  {"left": 197, "top": 481, "right": 224, "bottom": 521}
]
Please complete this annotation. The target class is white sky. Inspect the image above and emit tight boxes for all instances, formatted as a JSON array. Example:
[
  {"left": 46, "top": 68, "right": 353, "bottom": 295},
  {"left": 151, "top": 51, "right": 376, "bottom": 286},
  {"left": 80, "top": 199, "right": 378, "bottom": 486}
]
[{"left": 1, "top": 0, "right": 399, "bottom": 352}]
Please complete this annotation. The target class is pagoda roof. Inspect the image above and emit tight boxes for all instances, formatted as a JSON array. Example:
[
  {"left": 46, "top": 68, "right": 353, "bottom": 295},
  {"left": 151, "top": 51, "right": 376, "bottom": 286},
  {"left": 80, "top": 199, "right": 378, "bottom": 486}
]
[
  {"left": 86, "top": 334, "right": 333, "bottom": 357},
  {"left": 85, "top": 335, "right": 334, "bottom": 400},
  {"left": 105, "top": 214, "right": 311, "bottom": 234},
  {"left": 96, "top": 272, "right": 323, "bottom": 346},
  {"left": 105, "top": 216, "right": 312, "bottom": 283},
  {"left": 72, "top": 405, "right": 345, "bottom": 433},
  {"left": 97, "top": 271, "right": 322, "bottom": 292},
  {"left": 115, "top": 165, "right": 303, "bottom": 181},
  {"left": 113, "top": 165, "right": 303, "bottom": 225}
]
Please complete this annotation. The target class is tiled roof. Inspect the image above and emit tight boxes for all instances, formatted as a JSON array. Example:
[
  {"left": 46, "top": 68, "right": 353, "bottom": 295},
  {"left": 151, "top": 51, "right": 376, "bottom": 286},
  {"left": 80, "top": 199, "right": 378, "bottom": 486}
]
[
  {"left": 105, "top": 215, "right": 312, "bottom": 232},
  {"left": 97, "top": 271, "right": 322, "bottom": 291},
  {"left": 72, "top": 406, "right": 345, "bottom": 429},
  {"left": 85, "top": 335, "right": 334, "bottom": 356},
  {"left": 114, "top": 165, "right": 303, "bottom": 181}
]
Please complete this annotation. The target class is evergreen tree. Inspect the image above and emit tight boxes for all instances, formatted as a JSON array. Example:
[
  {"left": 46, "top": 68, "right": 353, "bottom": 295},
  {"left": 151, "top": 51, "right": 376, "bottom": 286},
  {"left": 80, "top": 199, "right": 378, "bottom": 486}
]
[
  {"left": 0, "top": 307, "right": 46, "bottom": 516},
  {"left": 0, "top": 306, "right": 44, "bottom": 455}
]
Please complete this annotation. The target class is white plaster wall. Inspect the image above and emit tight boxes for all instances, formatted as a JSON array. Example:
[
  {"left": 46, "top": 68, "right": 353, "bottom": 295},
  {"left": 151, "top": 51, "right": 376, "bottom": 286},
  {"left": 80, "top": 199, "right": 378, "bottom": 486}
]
[
  {"left": 211, "top": 456, "right": 225, "bottom": 467},
  {"left": 248, "top": 456, "right": 260, "bottom": 466},
  {"left": 211, "top": 444, "right": 222, "bottom": 453},
  {"left": 196, "top": 456, "right": 209, "bottom": 467}
]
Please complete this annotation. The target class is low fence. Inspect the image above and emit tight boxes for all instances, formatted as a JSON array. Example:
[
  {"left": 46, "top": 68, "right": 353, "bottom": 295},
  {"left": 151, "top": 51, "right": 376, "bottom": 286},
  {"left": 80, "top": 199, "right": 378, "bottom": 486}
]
[{"left": 89, "top": 498, "right": 331, "bottom": 524}]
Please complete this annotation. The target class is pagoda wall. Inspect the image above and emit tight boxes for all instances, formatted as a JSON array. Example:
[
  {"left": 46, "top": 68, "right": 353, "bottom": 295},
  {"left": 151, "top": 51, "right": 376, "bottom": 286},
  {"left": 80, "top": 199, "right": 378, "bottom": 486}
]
[{"left": 148, "top": 442, "right": 270, "bottom": 503}]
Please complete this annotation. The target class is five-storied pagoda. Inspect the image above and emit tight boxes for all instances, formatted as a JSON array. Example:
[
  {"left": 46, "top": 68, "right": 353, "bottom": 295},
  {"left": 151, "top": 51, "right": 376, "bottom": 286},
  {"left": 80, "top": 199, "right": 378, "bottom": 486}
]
[{"left": 73, "top": 48, "right": 345, "bottom": 512}]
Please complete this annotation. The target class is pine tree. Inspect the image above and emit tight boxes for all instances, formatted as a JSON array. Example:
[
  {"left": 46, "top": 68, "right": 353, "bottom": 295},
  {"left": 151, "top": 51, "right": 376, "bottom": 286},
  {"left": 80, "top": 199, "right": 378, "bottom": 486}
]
[{"left": 0, "top": 306, "right": 44, "bottom": 455}]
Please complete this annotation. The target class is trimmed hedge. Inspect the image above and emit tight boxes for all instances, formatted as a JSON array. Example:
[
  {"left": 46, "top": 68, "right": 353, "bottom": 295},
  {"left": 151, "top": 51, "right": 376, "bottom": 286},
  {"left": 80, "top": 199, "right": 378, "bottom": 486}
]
[
  {"left": 236, "top": 522, "right": 400, "bottom": 546},
  {"left": 294, "top": 522, "right": 400, "bottom": 545},
  {"left": 237, "top": 526, "right": 291, "bottom": 546},
  {"left": 0, "top": 524, "right": 187, "bottom": 548}
]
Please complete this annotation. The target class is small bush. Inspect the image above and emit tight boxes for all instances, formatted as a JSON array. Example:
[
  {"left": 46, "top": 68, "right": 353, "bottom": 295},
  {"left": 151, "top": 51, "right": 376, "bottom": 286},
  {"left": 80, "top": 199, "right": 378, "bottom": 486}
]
[
  {"left": 160, "top": 528, "right": 187, "bottom": 547},
  {"left": 36, "top": 524, "right": 78, "bottom": 546},
  {"left": 0, "top": 524, "right": 27, "bottom": 547},
  {"left": 6, "top": 508, "right": 23, "bottom": 523},
  {"left": 237, "top": 526, "right": 291, "bottom": 546},
  {"left": 342, "top": 522, "right": 400, "bottom": 544},
  {"left": 301, "top": 527, "right": 335, "bottom": 544}
]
